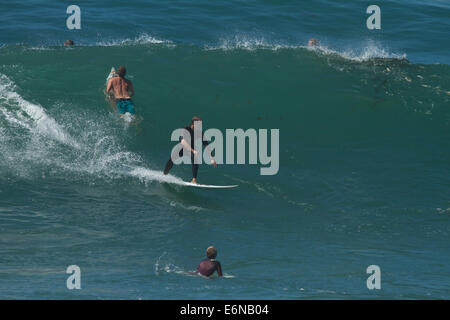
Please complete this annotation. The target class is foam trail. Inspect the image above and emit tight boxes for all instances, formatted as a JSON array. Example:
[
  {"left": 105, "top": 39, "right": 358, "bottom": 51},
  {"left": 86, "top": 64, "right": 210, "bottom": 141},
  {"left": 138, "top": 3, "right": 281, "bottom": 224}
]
[
  {"left": 0, "top": 74, "right": 191, "bottom": 185},
  {"left": 129, "top": 166, "right": 189, "bottom": 186},
  {"left": 0, "top": 74, "right": 80, "bottom": 149}
]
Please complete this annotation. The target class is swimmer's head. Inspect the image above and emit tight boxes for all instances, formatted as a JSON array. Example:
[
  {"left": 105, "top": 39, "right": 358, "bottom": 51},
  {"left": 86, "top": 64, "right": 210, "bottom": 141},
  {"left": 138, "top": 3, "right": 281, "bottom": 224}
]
[
  {"left": 117, "top": 66, "right": 126, "bottom": 77},
  {"left": 64, "top": 40, "right": 74, "bottom": 46},
  {"left": 192, "top": 116, "right": 202, "bottom": 124},
  {"left": 191, "top": 116, "right": 202, "bottom": 128},
  {"left": 308, "top": 38, "right": 319, "bottom": 47},
  {"left": 206, "top": 246, "right": 217, "bottom": 259}
]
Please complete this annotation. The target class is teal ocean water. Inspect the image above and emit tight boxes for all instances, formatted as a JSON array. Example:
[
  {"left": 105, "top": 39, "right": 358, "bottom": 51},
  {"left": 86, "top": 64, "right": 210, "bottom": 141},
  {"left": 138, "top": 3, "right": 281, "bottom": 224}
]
[{"left": 0, "top": 1, "right": 449, "bottom": 299}]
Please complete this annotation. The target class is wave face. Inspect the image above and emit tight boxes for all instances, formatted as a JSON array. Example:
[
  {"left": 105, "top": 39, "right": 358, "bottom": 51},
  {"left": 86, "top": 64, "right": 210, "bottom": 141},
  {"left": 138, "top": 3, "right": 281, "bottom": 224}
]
[
  {"left": 1, "top": 1, "right": 450, "bottom": 300},
  {"left": 1, "top": 44, "right": 449, "bottom": 181}
]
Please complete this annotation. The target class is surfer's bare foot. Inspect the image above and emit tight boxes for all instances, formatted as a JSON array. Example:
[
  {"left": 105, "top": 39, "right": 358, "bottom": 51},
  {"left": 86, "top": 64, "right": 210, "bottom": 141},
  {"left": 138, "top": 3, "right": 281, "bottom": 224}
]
[{"left": 191, "top": 178, "right": 197, "bottom": 184}]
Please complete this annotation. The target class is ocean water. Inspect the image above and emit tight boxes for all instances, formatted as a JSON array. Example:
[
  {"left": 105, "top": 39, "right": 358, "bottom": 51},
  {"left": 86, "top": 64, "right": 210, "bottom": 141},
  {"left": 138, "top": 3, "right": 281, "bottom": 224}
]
[{"left": 0, "top": 0, "right": 449, "bottom": 299}]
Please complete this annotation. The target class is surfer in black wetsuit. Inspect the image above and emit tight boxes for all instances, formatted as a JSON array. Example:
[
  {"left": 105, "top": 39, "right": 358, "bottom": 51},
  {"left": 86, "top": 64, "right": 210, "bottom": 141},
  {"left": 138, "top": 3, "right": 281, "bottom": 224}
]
[
  {"left": 196, "top": 246, "right": 222, "bottom": 277},
  {"left": 163, "top": 116, "right": 217, "bottom": 184}
]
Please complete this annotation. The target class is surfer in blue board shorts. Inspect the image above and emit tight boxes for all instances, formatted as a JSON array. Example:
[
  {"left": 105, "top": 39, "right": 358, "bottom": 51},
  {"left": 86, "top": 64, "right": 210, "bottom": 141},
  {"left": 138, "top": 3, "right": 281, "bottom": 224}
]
[
  {"left": 106, "top": 66, "right": 136, "bottom": 120},
  {"left": 163, "top": 116, "right": 217, "bottom": 184},
  {"left": 196, "top": 246, "right": 222, "bottom": 277}
]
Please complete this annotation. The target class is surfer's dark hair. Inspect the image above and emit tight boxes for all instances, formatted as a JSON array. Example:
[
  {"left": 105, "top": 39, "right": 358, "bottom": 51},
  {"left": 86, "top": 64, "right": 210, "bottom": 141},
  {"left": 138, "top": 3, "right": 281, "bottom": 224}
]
[
  {"left": 191, "top": 116, "right": 202, "bottom": 124},
  {"left": 117, "top": 66, "right": 126, "bottom": 77}
]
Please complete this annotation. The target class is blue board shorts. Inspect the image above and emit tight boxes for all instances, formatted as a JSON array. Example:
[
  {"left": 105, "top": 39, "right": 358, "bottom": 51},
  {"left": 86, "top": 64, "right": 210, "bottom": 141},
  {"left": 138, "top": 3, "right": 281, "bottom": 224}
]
[{"left": 116, "top": 99, "right": 136, "bottom": 115}]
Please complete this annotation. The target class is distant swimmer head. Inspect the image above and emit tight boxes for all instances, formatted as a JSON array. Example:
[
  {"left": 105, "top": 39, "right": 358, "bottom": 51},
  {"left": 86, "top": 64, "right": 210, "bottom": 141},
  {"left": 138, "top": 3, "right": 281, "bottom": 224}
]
[
  {"left": 308, "top": 38, "right": 319, "bottom": 47},
  {"left": 206, "top": 246, "right": 217, "bottom": 260},
  {"left": 117, "top": 66, "right": 126, "bottom": 77},
  {"left": 64, "top": 40, "right": 74, "bottom": 46},
  {"left": 191, "top": 116, "right": 202, "bottom": 128},
  {"left": 192, "top": 116, "right": 202, "bottom": 124}
]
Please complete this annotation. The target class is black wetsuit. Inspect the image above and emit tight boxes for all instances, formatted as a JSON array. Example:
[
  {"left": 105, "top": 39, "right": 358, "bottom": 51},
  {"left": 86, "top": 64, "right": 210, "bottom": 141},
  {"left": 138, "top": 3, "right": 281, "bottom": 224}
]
[
  {"left": 196, "top": 259, "right": 222, "bottom": 277},
  {"left": 164, "top": 125, "right": 209, "bottom": 179}
]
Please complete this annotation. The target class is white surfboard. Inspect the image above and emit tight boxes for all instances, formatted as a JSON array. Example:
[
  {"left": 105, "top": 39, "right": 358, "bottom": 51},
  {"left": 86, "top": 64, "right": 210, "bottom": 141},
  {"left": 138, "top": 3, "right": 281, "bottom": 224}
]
[
  {"left": 181, "top": 182, "right": 238, "bottom": 189},
  {"left": 105, "top": 67, "right": 117, "bottom": 102},
  {"left": 106, "top": 67, "right": 117, "bottom": 83}
]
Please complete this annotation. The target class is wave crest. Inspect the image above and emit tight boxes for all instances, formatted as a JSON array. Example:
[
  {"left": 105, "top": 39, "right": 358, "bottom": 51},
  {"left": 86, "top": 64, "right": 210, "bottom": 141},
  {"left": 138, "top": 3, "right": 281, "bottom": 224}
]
[
  {"left": 206, "top": 34, "right": 407, "bottom": 62},
  {"left": 95, "top": 33, "right": 173, "bottom": 47}
]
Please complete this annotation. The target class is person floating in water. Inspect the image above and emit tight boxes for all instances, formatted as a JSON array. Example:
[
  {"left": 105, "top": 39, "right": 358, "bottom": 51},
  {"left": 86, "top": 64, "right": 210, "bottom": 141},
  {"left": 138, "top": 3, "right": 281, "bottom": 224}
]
[
  {"left": 64, "top": 40, "right": 74, "bottom": 46},
  {"left": 308, "top": 38, "right": 319, "bottom": 47},
  {"left": 106, "top": 66, "right": 136, "bottom": 120},
  {"left": 163, "top": 116, "right": 217, "bottom": 184},
  {"left": 196, "top": 246, "right": 222, "bottom": 277}
]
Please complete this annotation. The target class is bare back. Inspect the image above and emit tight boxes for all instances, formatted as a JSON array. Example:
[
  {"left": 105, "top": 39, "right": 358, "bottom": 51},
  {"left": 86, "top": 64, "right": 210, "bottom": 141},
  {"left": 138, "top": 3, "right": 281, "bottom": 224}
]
[{"left": 107, "top": 77, "right": 134, "bottom": 99}]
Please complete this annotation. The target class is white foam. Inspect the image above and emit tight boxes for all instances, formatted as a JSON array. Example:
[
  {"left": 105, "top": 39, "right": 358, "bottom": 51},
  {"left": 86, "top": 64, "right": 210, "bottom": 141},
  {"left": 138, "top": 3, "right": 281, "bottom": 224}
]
[
  {"left": 129, "top": 166, "right": 188, "bottom": 186},
  {"left": 309, "top": 40, "right": 407, "bottom": 62},
  {"left": 96, "top": 33, "right": 173, "bottom": 47},
  {"left": 121, "top": 112, "right": 134, "bottom": 123},
  {"left": 205, "top": 35, "right": 407, "bottom": 62},
  {"left": 0, "top": 74, "right": 80, "bottom": 149},
  {"left": 205, "top": 35, "right": 297, "bottom": 51},
  {"left": 28, "top": 46, "right": 55, "bottom": 51}
]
